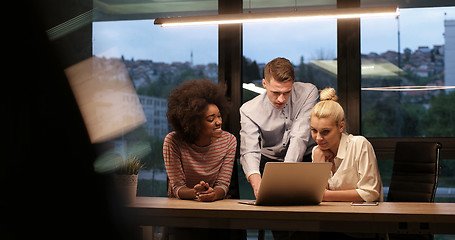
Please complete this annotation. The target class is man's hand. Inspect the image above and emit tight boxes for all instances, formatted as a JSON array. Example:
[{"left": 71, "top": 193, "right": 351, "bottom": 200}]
[{"left": 248, "top": 173, "right": 262, "bottom": 199}]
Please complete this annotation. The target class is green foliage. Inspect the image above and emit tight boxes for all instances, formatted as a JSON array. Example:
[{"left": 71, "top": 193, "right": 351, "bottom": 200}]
[
  {"left": 123, "top": 126, "right": 165, "bottom": 172},
  {"left": 242, "top": 56, "right": 261, "bottom": 82},
  {"left": 361, "top": 72, "right": 455, "bottom": 138},
  {"left": 121, "top": 126, "right": 167, "bottom": 197},
  {"left": 362, "top": 90, "right": 455, "bottom": 137},
  {"left": 422, "top": 91, "right": 455, "bottom": 137},
  {"left": 135, "top": 67, "right": 211, "bottom": 98},
  {"left": 136, "top": 80, "right": 175, "bottom": 98},
  {"left": 362, "top": 93, "right": 399, "bottom": 137},
  {"left": 116, "top": 155, "right": 146, "bottom": 175}
]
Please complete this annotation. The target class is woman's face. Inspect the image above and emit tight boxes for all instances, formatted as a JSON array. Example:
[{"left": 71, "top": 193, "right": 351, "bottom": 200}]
[
  {"left": 310, "top": 116, "right": 344, "bottom": 152},
  {"left": 200, "top": 104, "right": 222, "bottom": 140}
]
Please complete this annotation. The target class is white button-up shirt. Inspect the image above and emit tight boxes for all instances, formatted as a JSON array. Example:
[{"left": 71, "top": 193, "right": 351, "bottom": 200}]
[{"left": 313, "top": 133, "right": 384, "bottom": 202}]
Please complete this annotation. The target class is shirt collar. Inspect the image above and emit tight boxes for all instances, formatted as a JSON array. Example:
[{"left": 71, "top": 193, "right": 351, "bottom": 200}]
[{"left": 336, "top": 132, "right": 349, "bottom": 160}]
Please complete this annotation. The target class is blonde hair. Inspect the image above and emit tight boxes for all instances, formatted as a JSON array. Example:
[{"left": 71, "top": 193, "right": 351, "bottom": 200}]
[{"left": 311, "top": 88, "right": 345, "bottom": 127}]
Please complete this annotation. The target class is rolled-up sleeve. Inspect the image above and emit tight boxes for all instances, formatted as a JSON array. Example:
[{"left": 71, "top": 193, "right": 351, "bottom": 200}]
[
  {"left": 356, "top": 140, "right": 383, "bottom": 202},
  {"left": 163, "top": 133, "right": 186, "bottom": 198}
]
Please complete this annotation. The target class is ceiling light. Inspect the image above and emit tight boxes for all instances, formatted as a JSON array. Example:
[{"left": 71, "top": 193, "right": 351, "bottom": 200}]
[
  {"left": 154, "top": 6, "right": 399, "bottom": 27},
  {"left": 362, "top": 86, "right": 455, "bottom": 91}
]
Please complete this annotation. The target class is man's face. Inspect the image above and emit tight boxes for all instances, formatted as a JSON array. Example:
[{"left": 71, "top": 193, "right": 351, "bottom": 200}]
[{"left": 262, "top": 77, "right": 293, "bottom": 109}]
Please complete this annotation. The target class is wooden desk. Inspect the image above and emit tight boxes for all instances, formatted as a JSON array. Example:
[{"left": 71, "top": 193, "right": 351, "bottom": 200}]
[{"left": 128, "top": 197, "right": 455, "bottom": 234}]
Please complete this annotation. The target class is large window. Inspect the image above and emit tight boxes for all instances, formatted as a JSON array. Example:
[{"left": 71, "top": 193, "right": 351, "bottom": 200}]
[
  {"left": 242, "top": 20, "right": 337, "bottom": 102},
  {"left": 361, "top": 7, "right": 455, "bottom": 203},
  {"left": 90, "top": 5, "right": 455, "bottom": 204},
  {"left": 93, "top": 20, "right": 218, "bottom": 197},
  {"left": 240, "top": 20, "right": 337, "bottom": 199},
  {"left": 361, "top": 7, "right": 455, "bottom": 138}
]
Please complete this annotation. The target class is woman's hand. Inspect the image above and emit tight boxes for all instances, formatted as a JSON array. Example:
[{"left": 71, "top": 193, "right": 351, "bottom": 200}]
[
  {"left": 313, "top": 148, "right": 335, "bottom": 163},
  {"left": 194, "top": 181, "right": 210, "bottom": 193},
  {"left": 193, "top": 181, "right": 218, "bottom": 202},
  {"left": 196, "top": 187, "right": 217, "bottom": 202}
]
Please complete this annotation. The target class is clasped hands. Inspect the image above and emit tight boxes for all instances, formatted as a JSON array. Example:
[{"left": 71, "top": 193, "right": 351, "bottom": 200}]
[{"left": 193, "top": 181, "right": 216, "bottom": 202}]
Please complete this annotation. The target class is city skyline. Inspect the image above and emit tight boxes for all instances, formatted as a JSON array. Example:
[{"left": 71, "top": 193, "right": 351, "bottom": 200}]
[{"left": 93, "top": 6, "right": 455, "bottom": 65}]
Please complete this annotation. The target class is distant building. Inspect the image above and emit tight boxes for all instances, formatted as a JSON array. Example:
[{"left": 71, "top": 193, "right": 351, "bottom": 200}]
[
  {"left": 444, "top": 20, "right": 455, "bottom": 87},
  {"left": 139, "top": 95, "right": 169, "bottom": 139}
]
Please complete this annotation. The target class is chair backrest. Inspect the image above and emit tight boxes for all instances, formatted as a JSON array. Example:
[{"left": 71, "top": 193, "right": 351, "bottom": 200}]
[{"left": 387, "top": 142, "right": 441, "bottom": 202}]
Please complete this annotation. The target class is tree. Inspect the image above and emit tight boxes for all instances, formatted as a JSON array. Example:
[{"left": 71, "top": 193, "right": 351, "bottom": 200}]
[
  {"left": 422, "top": 90, "right": 455, "bottom": 137},
  {"left": 403, "top": 48, "right": 412, "bottom": 64},
  {"left": 362, "top": 94, "right": 399, "bottom": 137},
  {"left": 312, "top": 48, "right": 335, "bottom": 61},
  {"left": 295, "top": 56, "right": 306, "bottom": 83},
  {"left": 242, "top": 56, "right": 261, "bottom": 82}
]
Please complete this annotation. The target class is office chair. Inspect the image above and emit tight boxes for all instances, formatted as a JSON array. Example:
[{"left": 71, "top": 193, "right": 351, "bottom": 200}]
[{"left": 387, "top": 142, "right": 442, "bottom": 240}]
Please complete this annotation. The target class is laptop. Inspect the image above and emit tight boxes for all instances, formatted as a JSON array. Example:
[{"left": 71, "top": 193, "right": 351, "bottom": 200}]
[{"left": 240, "top": 162, "right": 332, "bottom": 206}]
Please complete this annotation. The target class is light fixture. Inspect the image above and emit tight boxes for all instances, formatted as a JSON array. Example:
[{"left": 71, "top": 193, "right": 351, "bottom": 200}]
[
  {"left": 362, "top": 86, "right": 455, "bottom": 91},
  {"left": 154, "top": 6, "right": 399, "bottom": 27}
]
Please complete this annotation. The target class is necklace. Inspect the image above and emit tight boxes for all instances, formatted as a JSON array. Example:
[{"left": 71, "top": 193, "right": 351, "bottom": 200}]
[
  {"left": 199, "top": 147, "right": 211, "bottom": 161},
  {"left": 193, "top": 142, "right": 211, "bottom": 161}
]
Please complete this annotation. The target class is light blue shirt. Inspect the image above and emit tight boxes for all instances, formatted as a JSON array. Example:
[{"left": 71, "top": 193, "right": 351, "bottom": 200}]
[{"left": 239, "top": 82, "right": 318, "bottom": 178}]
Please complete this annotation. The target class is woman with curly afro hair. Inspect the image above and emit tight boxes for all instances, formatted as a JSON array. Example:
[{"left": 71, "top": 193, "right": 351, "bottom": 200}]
[{"left": 163, "top": 79, "right": 237, "bottom": 203}]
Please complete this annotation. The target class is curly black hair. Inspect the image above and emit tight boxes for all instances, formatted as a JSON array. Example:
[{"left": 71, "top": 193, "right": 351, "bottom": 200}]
[{"left": 167, "top": 79, "right": 231, "bottom": 143}]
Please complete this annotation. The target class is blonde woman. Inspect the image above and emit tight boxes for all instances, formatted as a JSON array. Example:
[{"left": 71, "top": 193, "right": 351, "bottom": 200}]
[{"left": 311, "top": 88, "right": 383, "bottom": 202}]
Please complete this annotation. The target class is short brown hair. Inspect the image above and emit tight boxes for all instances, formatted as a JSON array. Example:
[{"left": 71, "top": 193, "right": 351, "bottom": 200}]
[
  {"left": 263, "top": 57, "right": 295, "bottom": 83},
  {"left": 167, "top": 79, "right": 230, "bottom": 143}
]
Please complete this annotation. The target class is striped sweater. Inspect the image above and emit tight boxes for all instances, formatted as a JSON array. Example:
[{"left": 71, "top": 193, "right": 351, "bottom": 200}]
[{"left": 163, "top": 130, "right": 237, "bottom": 198}]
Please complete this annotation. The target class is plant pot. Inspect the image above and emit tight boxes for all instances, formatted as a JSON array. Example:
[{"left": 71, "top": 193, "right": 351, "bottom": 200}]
[{"left": 114, "top": 174, "right": 138, "bottom": 204}]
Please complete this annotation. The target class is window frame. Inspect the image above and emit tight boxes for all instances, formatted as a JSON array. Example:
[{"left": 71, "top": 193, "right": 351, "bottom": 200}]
[
  {"left": 88, "top": 0, "right": 455, "bottom": 159},
  {"left": 218, "top": 0, "right": 455, "bottom": 159}
]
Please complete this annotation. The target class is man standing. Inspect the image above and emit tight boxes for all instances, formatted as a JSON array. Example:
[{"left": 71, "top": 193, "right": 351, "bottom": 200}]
[{"left": 240, "top": 57, "right": 318, "bottom": 198}]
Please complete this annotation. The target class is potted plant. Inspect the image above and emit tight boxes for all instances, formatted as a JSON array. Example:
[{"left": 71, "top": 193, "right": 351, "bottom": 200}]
[{"left": 114, "top": 155, "right": 146, "bottom": 204}]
